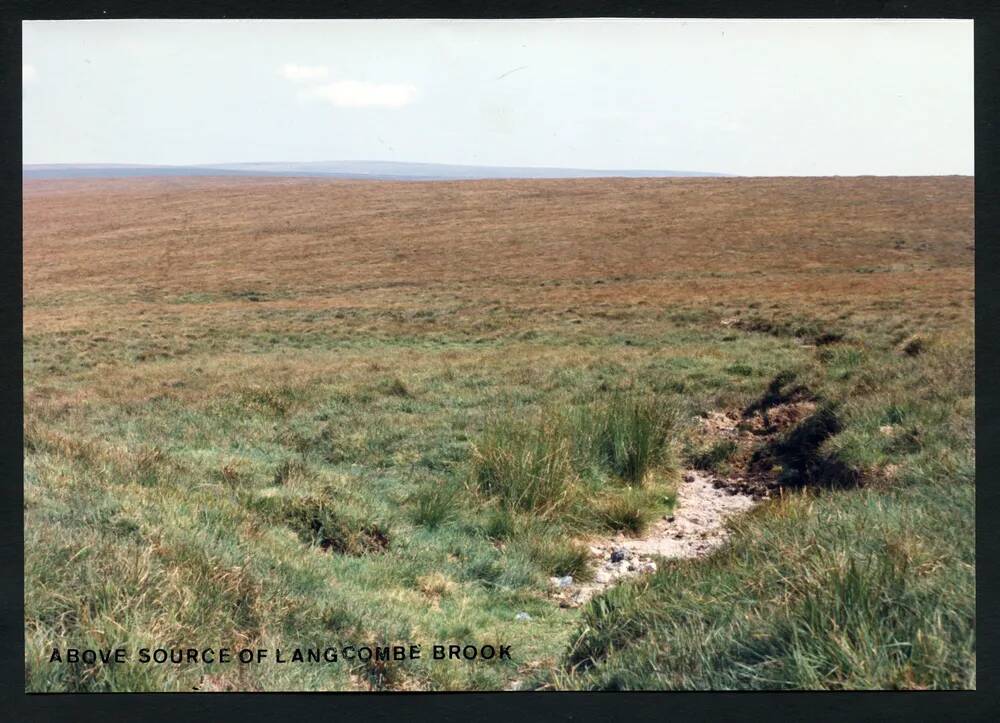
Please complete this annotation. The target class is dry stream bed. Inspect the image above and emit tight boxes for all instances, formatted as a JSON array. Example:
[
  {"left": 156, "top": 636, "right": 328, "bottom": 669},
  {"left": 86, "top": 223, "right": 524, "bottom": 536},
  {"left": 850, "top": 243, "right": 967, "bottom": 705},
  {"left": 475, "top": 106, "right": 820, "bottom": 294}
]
[{"left": 548, "top": 402, "right": 816, "bottom": 607}]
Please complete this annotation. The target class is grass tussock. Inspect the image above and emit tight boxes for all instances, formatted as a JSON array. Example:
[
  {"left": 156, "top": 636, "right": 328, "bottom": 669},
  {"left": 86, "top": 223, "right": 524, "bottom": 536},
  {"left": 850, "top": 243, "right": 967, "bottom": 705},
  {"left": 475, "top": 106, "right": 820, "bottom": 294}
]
[
  {"left": 518, "top": 532, "right": 596, "bottom": 581},
  {"left": 596, "top": 488, "right": 660, "bottom": 535},
  {"left": 471, "top": 414, "right": 578, "bottom": 516},
  {"left": 589, "top": 395, "right": 679, "bottom": 485},
  {"left": 471, "top": 394, "right": 680, "bottom": 526},
  {"left": 272, "top": 457, "right": 307, "bottom": 486},
  {"left": 409, "top": 480, "right": 460, "bottom": 530}
]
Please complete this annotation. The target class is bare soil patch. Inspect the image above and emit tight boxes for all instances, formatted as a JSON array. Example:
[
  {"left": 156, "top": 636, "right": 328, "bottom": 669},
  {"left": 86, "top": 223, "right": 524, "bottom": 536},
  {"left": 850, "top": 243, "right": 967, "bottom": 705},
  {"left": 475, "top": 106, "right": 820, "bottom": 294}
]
[{"left": 551, "top": 401, "right": 817, "bottom": 607}]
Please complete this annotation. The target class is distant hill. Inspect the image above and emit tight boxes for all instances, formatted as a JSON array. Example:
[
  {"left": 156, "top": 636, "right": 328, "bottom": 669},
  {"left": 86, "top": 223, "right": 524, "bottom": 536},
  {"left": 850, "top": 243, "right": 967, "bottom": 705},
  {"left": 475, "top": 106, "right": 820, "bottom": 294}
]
[{"left": 23, "top": 160, "right": 726, "bottom": 181}]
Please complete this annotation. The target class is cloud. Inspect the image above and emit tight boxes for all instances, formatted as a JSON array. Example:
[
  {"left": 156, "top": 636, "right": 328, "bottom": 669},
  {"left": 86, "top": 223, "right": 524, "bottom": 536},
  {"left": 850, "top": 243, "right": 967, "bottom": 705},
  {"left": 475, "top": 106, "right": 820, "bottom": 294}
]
[
  {"left": 299, "top": 80, "right": 418, "bottom": 108},
  {"left": 23, "top": 63, "right": 37, "bottom": 83},
  {"left": 281, "top": 63, "right": 329, "bottom": 82}
]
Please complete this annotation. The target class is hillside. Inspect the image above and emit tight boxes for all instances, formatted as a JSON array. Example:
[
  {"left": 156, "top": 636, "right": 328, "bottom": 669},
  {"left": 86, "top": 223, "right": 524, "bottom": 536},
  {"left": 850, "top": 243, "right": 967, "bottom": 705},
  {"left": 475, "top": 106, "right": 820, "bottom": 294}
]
[{"left": 23, "top": 176, "right": 974, "bottom": 691}]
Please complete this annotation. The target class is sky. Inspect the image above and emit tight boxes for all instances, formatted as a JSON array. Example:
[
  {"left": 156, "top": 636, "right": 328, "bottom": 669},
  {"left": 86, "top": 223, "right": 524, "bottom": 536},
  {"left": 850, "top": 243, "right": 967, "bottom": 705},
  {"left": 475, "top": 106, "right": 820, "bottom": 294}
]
[{"left": 22, "top": 19, "right": 974, "bottom": 175}]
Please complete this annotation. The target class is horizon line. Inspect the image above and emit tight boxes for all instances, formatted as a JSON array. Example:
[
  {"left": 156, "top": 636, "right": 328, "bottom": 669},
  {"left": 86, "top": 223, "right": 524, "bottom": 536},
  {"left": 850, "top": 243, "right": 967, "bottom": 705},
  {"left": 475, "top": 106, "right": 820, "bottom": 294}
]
[{"left": 21, "top": 161, "right": 974, "bottom": 178}]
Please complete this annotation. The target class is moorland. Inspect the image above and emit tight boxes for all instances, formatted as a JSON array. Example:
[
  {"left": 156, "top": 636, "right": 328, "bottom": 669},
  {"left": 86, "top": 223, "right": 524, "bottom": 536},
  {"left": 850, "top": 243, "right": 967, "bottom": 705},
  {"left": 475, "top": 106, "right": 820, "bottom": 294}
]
[{"left": 23, "top": 175, "right": 974, "bottom": 690}]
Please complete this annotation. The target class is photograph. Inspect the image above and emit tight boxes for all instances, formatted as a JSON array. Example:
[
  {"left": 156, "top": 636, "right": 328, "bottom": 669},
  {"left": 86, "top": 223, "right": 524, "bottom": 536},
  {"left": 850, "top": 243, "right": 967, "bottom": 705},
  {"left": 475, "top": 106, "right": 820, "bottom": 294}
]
[{"left": 21, "top": 17, "right": 975, "bottom": 692}]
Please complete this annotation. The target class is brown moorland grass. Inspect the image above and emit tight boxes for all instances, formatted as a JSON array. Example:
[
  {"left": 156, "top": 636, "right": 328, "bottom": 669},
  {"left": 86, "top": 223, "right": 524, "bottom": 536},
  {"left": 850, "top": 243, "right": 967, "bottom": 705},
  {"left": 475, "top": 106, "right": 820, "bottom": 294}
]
[
  {"left": 23, "top": 176, "right": 973, "bottom": 691},
  {"left": 25, "top": 176, "right": 971, "bottom": 316}
]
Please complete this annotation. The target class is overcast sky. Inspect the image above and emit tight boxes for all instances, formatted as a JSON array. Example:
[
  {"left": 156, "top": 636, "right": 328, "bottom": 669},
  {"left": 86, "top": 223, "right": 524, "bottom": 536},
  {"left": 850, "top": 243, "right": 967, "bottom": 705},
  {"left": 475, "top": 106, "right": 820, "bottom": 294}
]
[{"left": 22, "top": 19, "right": 973, "bottom": 175}]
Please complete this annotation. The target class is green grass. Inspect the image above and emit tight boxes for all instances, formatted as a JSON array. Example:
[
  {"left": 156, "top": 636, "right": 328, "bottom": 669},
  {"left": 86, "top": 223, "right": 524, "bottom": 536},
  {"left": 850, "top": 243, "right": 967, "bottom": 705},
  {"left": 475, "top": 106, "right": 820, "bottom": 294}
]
[
  {"left": 596, "top": 488, "right": 660, "bottom": 535},
  {"left": 23, "top": 176, "right": 974, "bottom": 691},
  {"left": 545, "top": 481, "right": 974, "bottom": 690},
  {"left": 23, "top": 280, "right": 973, "bottom": 691},
  {"left": 589, "top": 394, "right": 679, "bottom": 485},
  {"left": 24, "top": 307, "right": 974, "bottom": 691},
  {"left": 689, "top": 439, "right": 739, "bottom": 474},
  {"left": 471, "top": 412, "right": 579, "bottom": 516},
  {"left": 470, "top": 395, "right": 680, "bottom": 522},
  {"left": 409, "top": 479, "right": 460, "bottom": 530},
  {"left": 542, "top": 332, "right": 975, "bottom": 690}
]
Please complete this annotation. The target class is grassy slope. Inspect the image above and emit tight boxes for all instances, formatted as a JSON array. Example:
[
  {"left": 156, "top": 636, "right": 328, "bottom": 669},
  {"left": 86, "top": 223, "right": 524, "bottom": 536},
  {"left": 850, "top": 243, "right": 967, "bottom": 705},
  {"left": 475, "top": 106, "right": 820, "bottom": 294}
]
[
  {"left": 23, "top": 176, "right": 973, "bottom": 690},
  {"left": 547, "top": 337, "right": 974, "bottom": 689}
]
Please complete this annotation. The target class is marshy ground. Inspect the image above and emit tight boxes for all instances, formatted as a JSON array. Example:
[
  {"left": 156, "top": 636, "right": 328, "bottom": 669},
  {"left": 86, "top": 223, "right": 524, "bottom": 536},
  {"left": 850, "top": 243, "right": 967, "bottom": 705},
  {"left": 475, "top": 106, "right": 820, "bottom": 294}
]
[{"left": 23, "top": 176, "right": 974, "bottom": 690}]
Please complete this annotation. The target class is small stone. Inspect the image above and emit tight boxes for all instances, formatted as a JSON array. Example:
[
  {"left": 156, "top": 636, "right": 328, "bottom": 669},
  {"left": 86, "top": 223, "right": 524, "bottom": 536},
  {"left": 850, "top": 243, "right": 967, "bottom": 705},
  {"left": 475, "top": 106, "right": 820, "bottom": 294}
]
[
  {"left": 665, "top": 516, "right": 675, "bottom": 523},
  {"left": 610, "top": 547, "right": 627, "bottom": 563},
  {"left": 556, "top": 575, "right": 574, "bottom": 588},
  {"left": 514, "top": 612, "right": 531, "bottom": 621},
  {"left": 639, "top": 561, "right": 657, "bottom": 574}
]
